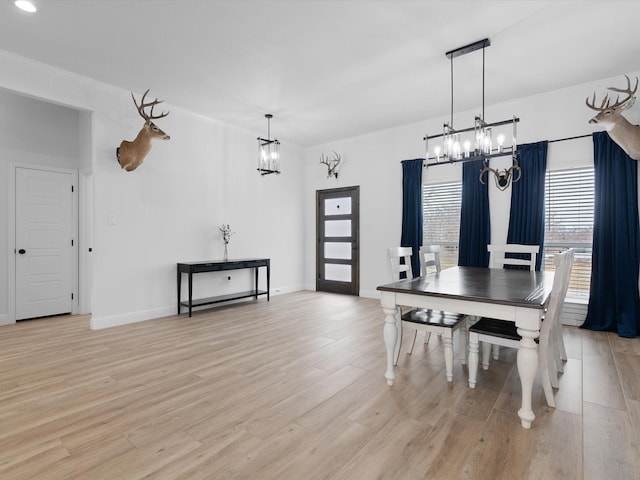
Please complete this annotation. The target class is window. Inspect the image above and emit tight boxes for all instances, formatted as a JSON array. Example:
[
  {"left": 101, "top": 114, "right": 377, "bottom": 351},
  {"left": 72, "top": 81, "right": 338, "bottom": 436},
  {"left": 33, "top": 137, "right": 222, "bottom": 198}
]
[
  {"left": 544, "top": 167, "right": 594, "bottom": 299},
  {"left": 423, "top": 181, "right": 462, "bottom": 269}
]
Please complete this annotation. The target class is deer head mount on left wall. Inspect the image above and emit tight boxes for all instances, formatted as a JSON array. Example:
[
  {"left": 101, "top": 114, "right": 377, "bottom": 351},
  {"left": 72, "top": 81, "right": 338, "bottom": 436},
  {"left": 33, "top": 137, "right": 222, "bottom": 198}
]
[{"left": 116, "top": 89, "right": 170, "bottom": 172}]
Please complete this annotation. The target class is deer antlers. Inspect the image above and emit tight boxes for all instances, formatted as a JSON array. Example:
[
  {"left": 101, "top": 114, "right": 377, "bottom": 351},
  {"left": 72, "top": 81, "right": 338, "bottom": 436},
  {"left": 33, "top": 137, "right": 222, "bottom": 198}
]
[
  {"left": 479, "top": 159, "right": 521, "bottom": 191},
  {"left": 585, "top": 74, "right": 638, "bottom": 112},
  {"left": 320, "top": 151, "right": 341, "bottom": 178},
  {"left": 132, "top": 88, "right": 170, "bottom": 123}
]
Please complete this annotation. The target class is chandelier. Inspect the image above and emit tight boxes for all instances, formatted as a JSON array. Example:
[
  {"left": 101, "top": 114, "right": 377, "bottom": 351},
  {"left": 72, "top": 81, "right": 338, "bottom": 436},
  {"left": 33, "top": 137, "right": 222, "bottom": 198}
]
[
  {"left": 257, "top": 114, "right": 281, "bottom": 175},
  {"left": 424, "top": 39, "right": 521, "bottom": 189}
]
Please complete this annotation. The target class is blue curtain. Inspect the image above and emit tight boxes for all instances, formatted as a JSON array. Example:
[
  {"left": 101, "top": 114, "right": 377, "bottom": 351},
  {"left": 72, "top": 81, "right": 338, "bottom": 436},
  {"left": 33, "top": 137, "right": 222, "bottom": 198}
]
[
  {"left": 401, "top": 159, "right": 423, "bottom": 277},
  {"left": 458, "top": 159, "right": 490, "bottom": 267},
  {"left": 506, "top": 141, "right": 548, "bottom": 271},
  {"left": 582, "top": 132, "right": 640, "bottom": 338}
]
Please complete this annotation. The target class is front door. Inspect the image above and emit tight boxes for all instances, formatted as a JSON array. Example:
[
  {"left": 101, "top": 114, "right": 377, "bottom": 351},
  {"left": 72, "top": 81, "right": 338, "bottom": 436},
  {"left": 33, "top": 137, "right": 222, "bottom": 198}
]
[
  {"left": 15, "top": 167, "right": 75, "bottom": 320},
  {"left": 316, "top": 186, "right": 359, "bottom": 295}
]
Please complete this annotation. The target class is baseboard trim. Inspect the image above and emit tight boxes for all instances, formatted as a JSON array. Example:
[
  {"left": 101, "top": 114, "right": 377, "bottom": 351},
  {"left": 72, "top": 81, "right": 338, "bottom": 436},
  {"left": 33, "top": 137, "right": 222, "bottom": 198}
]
[
  {"left": 90, "top": 306, "right": 175, "bottom": 330},
  {"left": 0, "top": 314, "right": 10, "bottom": 326},
  {"left": 90, "top": 285, "right": 305, "bottom": 329},
  {"left": 359, "top": 289, "right": 380, "bottom": 299}
]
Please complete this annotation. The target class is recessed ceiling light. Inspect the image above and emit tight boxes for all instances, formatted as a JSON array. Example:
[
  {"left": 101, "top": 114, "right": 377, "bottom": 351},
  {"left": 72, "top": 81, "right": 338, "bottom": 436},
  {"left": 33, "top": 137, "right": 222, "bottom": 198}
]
[{"left": 14, "top": 1, "right": 37, "bottom": 13}]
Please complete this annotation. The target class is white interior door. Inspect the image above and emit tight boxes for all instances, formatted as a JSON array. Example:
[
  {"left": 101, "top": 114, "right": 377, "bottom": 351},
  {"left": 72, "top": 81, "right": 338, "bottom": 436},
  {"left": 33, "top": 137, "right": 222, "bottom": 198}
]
[{"left": 15, "top": 167, "right": 74, "bottom": 320}]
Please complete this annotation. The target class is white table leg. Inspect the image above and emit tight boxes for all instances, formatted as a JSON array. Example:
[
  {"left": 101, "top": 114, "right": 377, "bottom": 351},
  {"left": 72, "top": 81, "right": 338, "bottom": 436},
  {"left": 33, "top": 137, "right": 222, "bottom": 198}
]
[
  {"left": 443, "top": 333, "right": 454, "bottom": 382},
  {"left": 459, "top": 325, "right": 467, "bottom": 365},
  {"left": 383, "top": 306, "right": 399, "bottom": 386},
  {"left": 393, "top": 311, "right": 402, "bottom": 365},
  {"left": 516, "top": 327, "right": 539, "bottom": 429},
  {"left": 468, "top": 332, "right": 479, "bottom": 388},
  {"left": 482, "top": 342, "right": 492, "bottom": 370}
]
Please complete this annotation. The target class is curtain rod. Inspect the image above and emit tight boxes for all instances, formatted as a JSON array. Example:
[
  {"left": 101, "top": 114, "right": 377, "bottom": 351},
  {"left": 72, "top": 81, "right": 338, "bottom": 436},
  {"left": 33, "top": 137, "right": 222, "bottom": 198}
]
[{"left": 547, "top": 133, "right": 591, "bottom": 144}]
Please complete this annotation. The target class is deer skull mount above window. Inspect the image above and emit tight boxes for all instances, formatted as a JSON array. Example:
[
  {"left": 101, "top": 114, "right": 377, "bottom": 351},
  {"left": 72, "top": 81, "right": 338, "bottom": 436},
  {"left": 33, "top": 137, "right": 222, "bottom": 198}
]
[
  {"left": 479, "top": 158, "right": 522, "bottom": 191},
  {"left": 320, "top": 151, "right": 341, "bottom": 179},
  {"left": 586, "top": 75, "right": 640, "bottom": 160},
  {"left": 116, "top": 89, "right": 170, "bottom": 172}
]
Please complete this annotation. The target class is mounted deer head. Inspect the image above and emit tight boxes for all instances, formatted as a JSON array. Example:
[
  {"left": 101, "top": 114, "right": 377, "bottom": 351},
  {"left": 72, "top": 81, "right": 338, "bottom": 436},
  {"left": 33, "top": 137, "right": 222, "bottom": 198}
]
[
  {"left": 586, "top": 75, "right": 640, "bottom": 160},
  {"left": 116, "top": 89, "right": 170, "bottom": 172},
  {"left": 479, "top": 158, "right": 521, "bottom": 191},
  {"left": 320, "top": 151, "right": 341, "bottom": 178}
]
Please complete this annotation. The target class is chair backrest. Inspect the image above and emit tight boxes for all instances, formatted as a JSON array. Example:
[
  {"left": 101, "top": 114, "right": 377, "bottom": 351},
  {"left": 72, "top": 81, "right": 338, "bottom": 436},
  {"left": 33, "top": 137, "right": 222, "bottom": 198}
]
[
  {"left": 387, "top": 246, "right": 413, "bottom": 281},
  {"left": 419, "top": 245, "right": 442, "bottom": 276},
  {"left": 539, "top": 249, "right": 575, "bottom": 340},
  {"left": 488, "top": 243, "right": 539, "bottom": 271}
]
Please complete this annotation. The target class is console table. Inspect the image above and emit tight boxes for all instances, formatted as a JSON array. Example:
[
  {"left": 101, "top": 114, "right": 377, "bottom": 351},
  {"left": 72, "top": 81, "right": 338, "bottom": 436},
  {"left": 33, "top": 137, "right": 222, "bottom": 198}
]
[{"left": 177, "top": 258, "right": 270, "bottom": 317}]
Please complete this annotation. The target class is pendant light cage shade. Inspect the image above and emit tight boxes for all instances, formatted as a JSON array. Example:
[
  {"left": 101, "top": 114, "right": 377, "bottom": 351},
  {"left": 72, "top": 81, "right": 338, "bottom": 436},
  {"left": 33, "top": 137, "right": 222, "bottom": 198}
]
[{"left": 257, "top": 114, "right": 281, "bottom": 175}]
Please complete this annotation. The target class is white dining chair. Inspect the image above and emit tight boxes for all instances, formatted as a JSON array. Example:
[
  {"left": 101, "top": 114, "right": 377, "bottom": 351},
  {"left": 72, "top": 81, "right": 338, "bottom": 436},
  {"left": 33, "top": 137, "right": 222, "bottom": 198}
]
[
  {"left": 387, "top": 246, "right": 468, "bottom": 382},
  {"left": 467, "top": 249, "right": 574, "bottom": 407},
  {"left": 488, "top": 243, "right": 539, "bottom": 271},
  {"left": 419, "top": 244, "right": 442, "bottom": 276},
  {"left": 419, "top": 245, "right": 472, "bottom": 359},
  {"left": 485, "top": 243, "right": 540, "bottom": 363}
]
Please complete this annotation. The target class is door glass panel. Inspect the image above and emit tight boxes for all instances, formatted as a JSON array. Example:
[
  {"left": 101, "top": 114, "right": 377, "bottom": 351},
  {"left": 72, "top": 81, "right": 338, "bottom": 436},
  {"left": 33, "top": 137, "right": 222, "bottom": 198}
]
[
  {"left": 324, "top": 242, "right": 351, "bottom": 260},
  {"left": 325, "top": 220, "right": 351, "bottom": 237},
  {"left": 324, "top": 263, "right": 352, "bottom": 282},
  {"left": 325, "top": 197, "right": 351, "bottom": 216}
]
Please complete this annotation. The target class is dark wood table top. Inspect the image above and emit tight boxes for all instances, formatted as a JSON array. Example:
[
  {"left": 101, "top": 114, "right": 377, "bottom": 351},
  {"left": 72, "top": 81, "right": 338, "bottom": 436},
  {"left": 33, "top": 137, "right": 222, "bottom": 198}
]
[{"left": 377, "top": 266, "right": 554, "bottom": 310}]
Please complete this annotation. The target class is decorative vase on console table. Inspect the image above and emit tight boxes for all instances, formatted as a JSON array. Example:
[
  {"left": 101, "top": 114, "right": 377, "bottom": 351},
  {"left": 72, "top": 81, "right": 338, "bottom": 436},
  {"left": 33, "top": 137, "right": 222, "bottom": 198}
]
[{"left": 219, "top": 224, "right": 234, "bottom": 261}]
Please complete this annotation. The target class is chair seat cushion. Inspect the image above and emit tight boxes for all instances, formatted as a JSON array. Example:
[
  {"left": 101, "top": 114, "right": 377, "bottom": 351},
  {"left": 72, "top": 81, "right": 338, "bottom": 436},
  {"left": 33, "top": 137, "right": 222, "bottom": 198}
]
[
  {"left": 401, "top": 309, "right": 465, "bottom": 328},
  {"left": 469, "top": 317, "right": 521, "bottom": 341}
]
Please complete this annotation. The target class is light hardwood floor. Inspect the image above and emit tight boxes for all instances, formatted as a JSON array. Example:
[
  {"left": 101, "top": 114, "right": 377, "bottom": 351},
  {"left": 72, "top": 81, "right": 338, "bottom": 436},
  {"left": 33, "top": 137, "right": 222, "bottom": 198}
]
[{"left": 1, "top": 291, "right": 639, "bottom": 479}]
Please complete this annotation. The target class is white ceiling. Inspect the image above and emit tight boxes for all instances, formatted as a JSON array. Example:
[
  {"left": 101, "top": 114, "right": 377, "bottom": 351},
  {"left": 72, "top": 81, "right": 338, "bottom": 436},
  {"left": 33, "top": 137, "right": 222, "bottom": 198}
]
[{"left": 1, "top": 0, "right": 640, "bottom": 147}]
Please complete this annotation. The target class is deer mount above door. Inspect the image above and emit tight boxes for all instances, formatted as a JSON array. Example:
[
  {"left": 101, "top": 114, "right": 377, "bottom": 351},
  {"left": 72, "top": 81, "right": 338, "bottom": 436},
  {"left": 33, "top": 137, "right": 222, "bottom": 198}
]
[{"left": 586, "top": 75, "right": 640, "bottom": 160}]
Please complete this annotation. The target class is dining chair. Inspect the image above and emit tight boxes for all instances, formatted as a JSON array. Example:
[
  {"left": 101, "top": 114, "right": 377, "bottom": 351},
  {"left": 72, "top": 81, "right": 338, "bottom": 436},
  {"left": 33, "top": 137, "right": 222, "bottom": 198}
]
[
  {"left": 488, "top": 243, "right": 539, "bottom": 271},
  {"left": 467, "top": 249, "right": 574, "bottom": 407},
  {"left": 419, "top": 244, "right": 442, "bottom": 276},
  {"left": 395, "top": 244, "right": 454, "bottom": 351},
  {"left": 418, "top": 245, "right": 472, "bottom": 358},
  {"left": 387, "top": 246, "right": 468, "bottom": 382},
  {"left": 486, "top": 243, "right": 540, "bottom": 362}
]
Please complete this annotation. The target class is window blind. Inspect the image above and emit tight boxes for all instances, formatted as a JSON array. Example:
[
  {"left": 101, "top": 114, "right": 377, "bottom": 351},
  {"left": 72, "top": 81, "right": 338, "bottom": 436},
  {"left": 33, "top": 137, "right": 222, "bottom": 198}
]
[
  {"left": 423, "top": 181, "right": 462, "bottom": 269},
  {"left": 544, "top": 167, "right": 594, "bottom": 299}
]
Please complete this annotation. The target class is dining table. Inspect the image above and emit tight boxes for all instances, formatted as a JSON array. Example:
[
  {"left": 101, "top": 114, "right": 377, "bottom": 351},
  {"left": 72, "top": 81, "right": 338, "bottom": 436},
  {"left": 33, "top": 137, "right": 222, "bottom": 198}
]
[{"left": 377, "top": 265, "right": 554, "bottom": 429}]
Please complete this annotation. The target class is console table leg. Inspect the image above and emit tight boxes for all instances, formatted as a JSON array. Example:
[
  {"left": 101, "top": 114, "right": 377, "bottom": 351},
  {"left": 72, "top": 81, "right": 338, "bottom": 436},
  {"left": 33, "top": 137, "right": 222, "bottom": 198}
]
[
  {"left": 177, "top": 270, "right": 181, "bottom": 314},
  {"left": 188, "top": 272, "right": 193, "bottom": 317},
  {"left": 255, "top": 267, "right": 258, "bottom": 299}
]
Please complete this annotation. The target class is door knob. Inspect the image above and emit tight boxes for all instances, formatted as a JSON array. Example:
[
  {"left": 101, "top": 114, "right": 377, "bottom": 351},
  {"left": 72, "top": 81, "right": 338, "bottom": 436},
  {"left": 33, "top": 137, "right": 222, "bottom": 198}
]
[{"left": 18, "top": 249, "right": 26, "bottom": 254}]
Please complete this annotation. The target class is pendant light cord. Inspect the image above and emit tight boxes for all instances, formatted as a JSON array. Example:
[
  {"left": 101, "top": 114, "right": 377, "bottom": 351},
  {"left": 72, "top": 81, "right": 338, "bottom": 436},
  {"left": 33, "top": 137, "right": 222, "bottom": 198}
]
[
  {"left": 450, "top": 55, "right": 454, "bottom": 127},
  {"left": 482, "top": 45, "right": 485, "bottom": 120}
]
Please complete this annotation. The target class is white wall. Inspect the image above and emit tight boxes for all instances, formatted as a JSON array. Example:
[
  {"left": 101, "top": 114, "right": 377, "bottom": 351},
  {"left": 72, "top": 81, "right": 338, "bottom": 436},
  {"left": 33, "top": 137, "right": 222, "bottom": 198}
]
[
  {"left": 0, "top": 50, "right": 306, "bottom": 329},
  {"left": 304, "top": 71, "right": 640, "bottom": 299}
]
